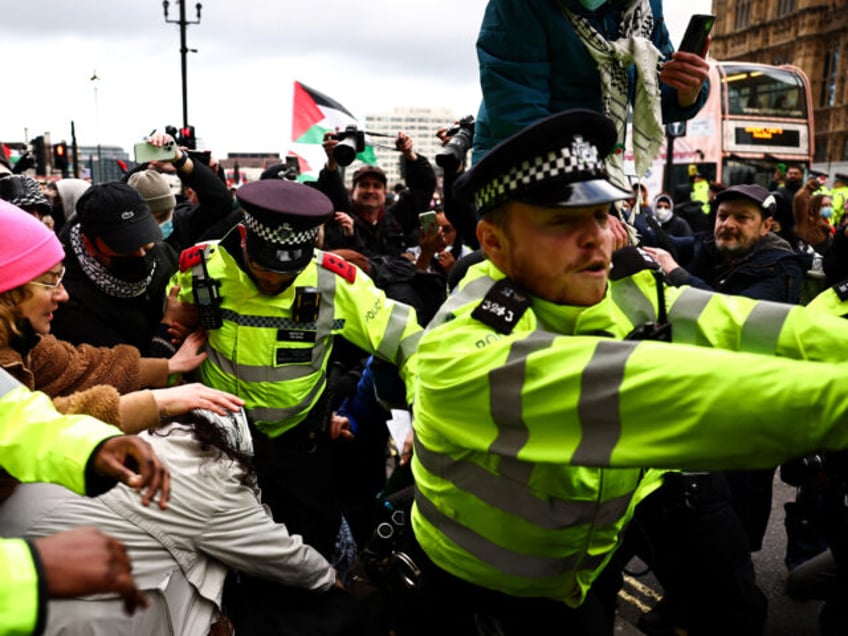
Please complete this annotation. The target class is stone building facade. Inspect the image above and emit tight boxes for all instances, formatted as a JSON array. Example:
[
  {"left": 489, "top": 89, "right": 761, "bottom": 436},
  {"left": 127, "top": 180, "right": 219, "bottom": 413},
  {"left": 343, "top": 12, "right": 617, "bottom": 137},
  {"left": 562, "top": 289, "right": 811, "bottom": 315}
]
[{"left": 710, "top": 0, "right": 848, "bottom": 168}]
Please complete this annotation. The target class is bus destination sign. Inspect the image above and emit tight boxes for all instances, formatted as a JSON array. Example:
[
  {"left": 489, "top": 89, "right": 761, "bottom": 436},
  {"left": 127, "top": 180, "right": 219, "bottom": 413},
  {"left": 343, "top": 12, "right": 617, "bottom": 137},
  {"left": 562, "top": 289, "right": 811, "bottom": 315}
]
[{"left": 734, "top": 126, "right": 801, "bottom": 148}]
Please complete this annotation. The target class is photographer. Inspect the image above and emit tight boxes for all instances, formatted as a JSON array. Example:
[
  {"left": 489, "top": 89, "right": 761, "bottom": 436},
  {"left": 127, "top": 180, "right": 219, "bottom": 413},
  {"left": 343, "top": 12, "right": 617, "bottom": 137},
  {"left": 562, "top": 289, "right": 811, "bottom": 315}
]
[
  {"left": 317, "top": 130, "right": 435, "bottom": 257},
  {"left": 436, "top": 118, "right": 480, "bottom": 252}
]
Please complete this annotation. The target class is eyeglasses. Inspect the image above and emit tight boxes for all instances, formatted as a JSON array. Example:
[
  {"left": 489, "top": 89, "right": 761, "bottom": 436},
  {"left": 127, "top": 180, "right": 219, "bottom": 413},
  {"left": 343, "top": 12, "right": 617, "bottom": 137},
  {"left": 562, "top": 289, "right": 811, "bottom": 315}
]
[{"left": 28, "top": 266, "right": 66, "bottom": 291}]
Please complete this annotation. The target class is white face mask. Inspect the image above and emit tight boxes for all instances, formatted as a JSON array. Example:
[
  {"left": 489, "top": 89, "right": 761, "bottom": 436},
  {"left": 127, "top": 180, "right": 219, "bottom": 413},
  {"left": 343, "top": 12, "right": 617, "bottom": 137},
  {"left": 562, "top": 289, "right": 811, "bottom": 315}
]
[
  {"left": 654, "top": 205, "right": 673, "bottom": 224},
  {"left": 578, "top": 0, "right": 608, "bottom": 10}
]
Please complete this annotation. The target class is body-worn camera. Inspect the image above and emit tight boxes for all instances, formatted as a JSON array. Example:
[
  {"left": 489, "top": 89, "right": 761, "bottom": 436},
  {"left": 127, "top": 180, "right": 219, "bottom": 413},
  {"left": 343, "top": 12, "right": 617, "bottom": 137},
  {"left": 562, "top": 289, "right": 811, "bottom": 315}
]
[
  {"left": 331, "top": 126, "right": 366, "bottom": 166},
  {"left": 436, "top": 115, "right": 475, "bottom": 172}
]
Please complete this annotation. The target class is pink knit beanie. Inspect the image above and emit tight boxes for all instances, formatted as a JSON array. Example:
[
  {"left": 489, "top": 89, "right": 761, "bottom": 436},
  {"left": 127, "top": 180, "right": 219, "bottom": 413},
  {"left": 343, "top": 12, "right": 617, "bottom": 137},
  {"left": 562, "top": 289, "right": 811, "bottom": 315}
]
[{"left": 0, "top": 200, "right": 65, "bottom": 294}]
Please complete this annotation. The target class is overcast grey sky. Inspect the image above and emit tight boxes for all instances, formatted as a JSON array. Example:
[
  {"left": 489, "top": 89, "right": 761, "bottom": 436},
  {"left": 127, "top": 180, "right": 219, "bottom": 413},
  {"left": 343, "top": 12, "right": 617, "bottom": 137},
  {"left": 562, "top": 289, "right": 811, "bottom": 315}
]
[{"left": 0, "top": 0, "right": 711, "bottom": 157}]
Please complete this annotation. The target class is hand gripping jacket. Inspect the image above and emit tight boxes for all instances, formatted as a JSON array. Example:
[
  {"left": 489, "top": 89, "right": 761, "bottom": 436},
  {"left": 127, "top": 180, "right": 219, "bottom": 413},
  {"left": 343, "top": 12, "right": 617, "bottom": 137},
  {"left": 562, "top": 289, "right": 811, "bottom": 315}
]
[
  {"left": 171, "top": 244, "right": 422, "bottom": 437},
  {"left": 411, "top": 250, "right": 848, "bottom": 606},
  {"left": 0, "top": 371, "right": 122, "bottom": 636}
]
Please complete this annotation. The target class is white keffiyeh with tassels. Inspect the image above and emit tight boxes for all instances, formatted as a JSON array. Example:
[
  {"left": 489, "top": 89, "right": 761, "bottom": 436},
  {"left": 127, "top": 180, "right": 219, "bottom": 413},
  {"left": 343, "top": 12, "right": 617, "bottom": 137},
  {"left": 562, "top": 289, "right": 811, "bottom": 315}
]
[{"left": 560, "top": 0, "right": 664, "bottom": 189}]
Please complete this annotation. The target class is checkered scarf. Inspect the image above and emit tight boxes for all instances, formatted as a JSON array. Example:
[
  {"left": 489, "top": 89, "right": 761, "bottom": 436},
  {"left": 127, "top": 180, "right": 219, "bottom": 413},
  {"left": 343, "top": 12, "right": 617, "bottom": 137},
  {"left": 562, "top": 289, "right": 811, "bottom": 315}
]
[
  {"left": 69, "top": 224, "right": 157, "bottom": 298},
  {"left": 560, "top": 0, "right": 663, "bottom": 188}
]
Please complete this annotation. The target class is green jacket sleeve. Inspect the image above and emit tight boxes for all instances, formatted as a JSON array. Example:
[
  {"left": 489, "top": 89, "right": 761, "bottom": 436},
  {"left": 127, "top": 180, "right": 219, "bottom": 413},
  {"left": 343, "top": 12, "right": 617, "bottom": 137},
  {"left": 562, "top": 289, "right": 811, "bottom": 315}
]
[
  {"left": 0, "top": 375, "right": 123, "bottom": 635},
  {"left": 0, "top": 539, "right": 43, "bottom": 636},
  {"left": 416, "top": 272, "right": 848, "bottom": 473},
  {"left": 0, "top": 379, "right": 121, "bottom": 495}
]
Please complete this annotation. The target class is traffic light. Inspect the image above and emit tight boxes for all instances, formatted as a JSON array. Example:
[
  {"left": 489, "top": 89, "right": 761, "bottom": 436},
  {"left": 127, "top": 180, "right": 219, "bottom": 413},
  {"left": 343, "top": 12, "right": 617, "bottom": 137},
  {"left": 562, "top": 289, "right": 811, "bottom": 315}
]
[
  {"left": 31, "top": 136, "right": 47, "bottom": 176},
  {"left": 53, "top": 142, "right": 69, "bottom": 176},
  {"left": 178, "top": 125, "right": 196, "bottom": 150}
]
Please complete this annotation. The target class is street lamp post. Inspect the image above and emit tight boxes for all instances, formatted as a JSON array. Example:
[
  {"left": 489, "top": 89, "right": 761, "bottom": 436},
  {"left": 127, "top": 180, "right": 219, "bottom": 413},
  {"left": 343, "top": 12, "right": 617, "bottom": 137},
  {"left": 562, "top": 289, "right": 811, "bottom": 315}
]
[
  {"left": 91, "top": 71, "right": 103, "bottom": 184},
  {"left": 162, "top": 0, "right": 202, "bottom": 130}
]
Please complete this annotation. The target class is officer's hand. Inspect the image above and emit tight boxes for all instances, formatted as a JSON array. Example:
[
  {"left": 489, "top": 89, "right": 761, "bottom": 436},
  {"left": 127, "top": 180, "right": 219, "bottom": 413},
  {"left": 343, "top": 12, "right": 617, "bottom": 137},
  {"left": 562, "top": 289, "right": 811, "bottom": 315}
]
[
  {"left": 35, "top": 527, "right": 148, "bottom": 615},
  {"left": 92, "top": 435, "right": 171, "bottom": 509}
]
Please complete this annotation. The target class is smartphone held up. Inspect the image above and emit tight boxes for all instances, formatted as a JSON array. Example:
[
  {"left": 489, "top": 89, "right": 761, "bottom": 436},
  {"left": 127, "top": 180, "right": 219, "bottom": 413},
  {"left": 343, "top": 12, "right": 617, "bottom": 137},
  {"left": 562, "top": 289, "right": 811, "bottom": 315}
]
[{"left": 677, "top": 14, "right": 715, "bottom": 57}]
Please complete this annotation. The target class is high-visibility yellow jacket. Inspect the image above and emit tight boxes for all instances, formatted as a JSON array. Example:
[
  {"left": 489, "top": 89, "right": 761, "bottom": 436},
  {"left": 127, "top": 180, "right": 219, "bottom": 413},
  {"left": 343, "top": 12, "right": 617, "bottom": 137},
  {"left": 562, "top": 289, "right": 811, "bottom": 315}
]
[
  {"left": 831, "top": 184, "right": 848, "bottom": 227},
  {"left": 171, "top": 242, "right": 422, "bottom": 437},
  {"left": 808, "top": 280, "right": 848, "bottom": 317},
  {"left": 412, "top": 256, "right": 848, "bottom": 606},
  {"left": 0, "top": 371, "right": 122, "bottom": 636}
]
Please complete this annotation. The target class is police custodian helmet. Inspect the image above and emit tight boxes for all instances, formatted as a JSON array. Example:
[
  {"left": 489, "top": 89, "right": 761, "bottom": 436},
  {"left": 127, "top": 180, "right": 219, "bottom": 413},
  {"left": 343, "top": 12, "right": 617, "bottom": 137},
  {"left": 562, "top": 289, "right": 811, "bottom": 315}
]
[{"left": 454, "top": 109, "right": 632, "bottom": 216}]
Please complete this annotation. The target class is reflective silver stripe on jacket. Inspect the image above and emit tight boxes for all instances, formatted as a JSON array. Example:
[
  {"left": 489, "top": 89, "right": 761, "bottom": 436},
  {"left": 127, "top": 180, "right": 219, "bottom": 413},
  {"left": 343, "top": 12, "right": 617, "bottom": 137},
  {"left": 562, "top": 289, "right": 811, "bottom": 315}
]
[
  {"left": 669, "top": 286, "right": 790, "bottom": 353},
  {"left": 376, "top": 302, "right": 417, "bottom": 366},
  {"left": 428, "top": 275, "right": 497, "bottom": 329},
  {"left": 488, "top": 331, "right": 556, "bottom": 456},
  {"left": 610, "top": 277, "right": 656, "bottom": 328},
  {"left": 415, "top": 441, "right": 635, "bottom": 530},
  {"left": 415, "top": 487, "right": 609, "bottom": 579},
  {"left": 0, "top": 369, "right": 22, "bottom": 397},
  {"left": 739, "top": 300, "right": 792, "bottom": 355},
  {"left": 206, "top": 266, "right": 342, "bottom": 385},
  {"left": 667, "top": 286, "right": 714, "bottom": 344},
  {"left": 248, "top": 376, "right": 326, "bottom": 424},
  {"left": 572, "top": 340, "right": 639, "bottom": 466}
]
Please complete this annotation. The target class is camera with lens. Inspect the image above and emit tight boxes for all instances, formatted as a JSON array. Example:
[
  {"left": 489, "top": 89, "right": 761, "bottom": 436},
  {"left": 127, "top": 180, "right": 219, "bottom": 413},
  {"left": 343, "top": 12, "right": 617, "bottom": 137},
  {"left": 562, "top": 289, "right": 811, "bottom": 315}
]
[
  {"left": 436, "top": 115, "right": 475, "bottom": 173},
  {"left": 331, "top": 126, "right": 366, "bottom": 167}
]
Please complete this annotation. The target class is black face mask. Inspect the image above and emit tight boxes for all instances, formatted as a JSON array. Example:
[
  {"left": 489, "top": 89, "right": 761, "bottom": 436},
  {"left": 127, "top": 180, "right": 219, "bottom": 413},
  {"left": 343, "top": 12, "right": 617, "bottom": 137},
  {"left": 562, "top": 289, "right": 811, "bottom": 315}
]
[
  {"left": 109, "top": 253, "right": 154, "bottom": 282},
  {"left": 785, "top": 178, "right": 802, "bottom": 189}
]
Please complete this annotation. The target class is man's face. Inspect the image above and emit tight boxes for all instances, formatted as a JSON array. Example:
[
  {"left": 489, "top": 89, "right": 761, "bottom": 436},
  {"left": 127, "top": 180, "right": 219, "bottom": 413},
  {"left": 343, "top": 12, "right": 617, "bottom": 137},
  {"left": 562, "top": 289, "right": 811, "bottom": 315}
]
[
  {"left": 478, "top": 201, "right": 614, "bottom": 306},
  {"left": 714, "top": 199, "right": 770, "bottom": 256},
  {"left": 245, "top": 257, "right": 297, "bottom": 295},
  {"left": 786, "top": 167, "right": 803, "bottom": 182},
  {"left": 351, "top": 176, "right": 386, "bottom": 213}
]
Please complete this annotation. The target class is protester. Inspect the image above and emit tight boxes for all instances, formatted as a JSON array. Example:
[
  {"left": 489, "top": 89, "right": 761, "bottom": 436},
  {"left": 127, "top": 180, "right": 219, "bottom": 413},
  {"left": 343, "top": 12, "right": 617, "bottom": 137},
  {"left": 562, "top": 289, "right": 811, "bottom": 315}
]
[
  {"left": 471, "top": 0, "right": 710, "bottom": 189},
  {"left": 0, "top": 408, "right": 366, "bottom": 635},
  {"left": 52, "top": 183, "right": 180, "bottom": 356}
]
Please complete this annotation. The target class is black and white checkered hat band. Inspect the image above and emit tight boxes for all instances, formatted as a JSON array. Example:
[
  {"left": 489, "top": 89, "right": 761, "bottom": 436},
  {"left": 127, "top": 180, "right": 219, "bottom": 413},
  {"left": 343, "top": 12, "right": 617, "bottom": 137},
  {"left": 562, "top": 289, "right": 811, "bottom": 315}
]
[
  {"left": 243, "top": 212, "right": 319, "bottom": 246},
  {"left": 473, "top": 144, "right": 607, "bottom": 214}
]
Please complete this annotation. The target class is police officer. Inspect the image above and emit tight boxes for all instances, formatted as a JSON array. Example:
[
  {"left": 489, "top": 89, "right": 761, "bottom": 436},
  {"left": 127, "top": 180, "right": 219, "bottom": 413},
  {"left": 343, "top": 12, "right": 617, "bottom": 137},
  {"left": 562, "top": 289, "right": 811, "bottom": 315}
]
[
  {"left": 831, "top": 173, "right": 848, "bottom": 227},
  {"left": 168, "top": 179, "right": 421, "bottom": 564},
  {"left": 401, "top": 109, "right": 848, "bottom": 636}
]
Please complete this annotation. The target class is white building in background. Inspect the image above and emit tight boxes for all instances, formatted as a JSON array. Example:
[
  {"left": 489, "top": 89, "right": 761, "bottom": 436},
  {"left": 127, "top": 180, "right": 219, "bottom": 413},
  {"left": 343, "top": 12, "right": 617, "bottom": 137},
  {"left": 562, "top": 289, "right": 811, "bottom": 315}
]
[{"left": 364, "top": 106, "right": 462, "bottom": 187}]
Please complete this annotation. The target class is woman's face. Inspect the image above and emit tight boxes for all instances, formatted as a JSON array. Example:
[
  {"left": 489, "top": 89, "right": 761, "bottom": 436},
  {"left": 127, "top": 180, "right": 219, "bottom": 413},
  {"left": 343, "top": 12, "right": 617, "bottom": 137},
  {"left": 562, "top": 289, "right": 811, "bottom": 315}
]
[{"left": 15, "top": 262, "right": 69, "bottom": 335}]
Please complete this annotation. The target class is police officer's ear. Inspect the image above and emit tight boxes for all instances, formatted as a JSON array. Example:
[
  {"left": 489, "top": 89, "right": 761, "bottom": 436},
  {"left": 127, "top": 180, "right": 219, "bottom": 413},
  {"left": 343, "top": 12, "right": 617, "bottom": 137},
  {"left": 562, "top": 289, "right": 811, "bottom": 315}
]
[{"left": 476, "top": 215, "right": 508, "bottom": 270}]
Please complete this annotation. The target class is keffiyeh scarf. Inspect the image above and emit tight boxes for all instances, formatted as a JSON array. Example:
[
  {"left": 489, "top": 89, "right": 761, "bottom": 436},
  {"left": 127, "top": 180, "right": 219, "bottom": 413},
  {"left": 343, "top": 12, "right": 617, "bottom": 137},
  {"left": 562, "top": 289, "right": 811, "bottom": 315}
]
[
  {"left": 69, "top": 223, "right": 157, "bottom": 299},
  {"left": 560, "top": 0, "right": 664, "bottom": 187}
]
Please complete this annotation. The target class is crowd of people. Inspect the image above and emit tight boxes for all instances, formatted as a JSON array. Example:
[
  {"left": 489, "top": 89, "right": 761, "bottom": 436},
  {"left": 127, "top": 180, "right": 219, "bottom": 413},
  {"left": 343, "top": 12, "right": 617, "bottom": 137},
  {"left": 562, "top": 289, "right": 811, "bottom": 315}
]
[{"left": 2, "top": 1, "right": 848, "bottom": 635}]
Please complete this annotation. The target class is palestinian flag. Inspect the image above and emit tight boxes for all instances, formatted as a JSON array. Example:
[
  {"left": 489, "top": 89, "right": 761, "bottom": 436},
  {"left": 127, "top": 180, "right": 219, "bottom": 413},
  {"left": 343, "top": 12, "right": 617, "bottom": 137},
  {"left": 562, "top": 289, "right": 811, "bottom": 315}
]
[{"left": 290, "top": 81, "right": 377, "bottom": 181}]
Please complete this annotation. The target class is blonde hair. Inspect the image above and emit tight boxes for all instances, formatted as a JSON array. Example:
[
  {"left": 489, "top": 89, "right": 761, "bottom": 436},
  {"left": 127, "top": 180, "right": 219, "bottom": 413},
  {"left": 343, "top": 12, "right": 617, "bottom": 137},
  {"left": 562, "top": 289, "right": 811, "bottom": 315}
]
[{"left": 0, "top": 287, "right": 31, "bottom": 348}]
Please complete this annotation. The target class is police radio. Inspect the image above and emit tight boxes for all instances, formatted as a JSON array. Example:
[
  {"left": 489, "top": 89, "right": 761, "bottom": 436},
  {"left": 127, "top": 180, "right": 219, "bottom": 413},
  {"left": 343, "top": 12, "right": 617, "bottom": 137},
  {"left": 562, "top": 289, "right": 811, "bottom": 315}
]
[
  {"left": 625, "top": 270, "right": 672, "bottom": 342},
  {"left": 181, "top": 245, "right": 223, "bottom": 330}
]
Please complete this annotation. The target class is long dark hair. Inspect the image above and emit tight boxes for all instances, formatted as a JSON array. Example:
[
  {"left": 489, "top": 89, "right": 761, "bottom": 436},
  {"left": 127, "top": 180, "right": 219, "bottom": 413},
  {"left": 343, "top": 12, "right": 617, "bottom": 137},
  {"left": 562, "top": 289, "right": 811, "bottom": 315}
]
[{"left": 155, "top": 410, "right": 257, "bottom": 488}]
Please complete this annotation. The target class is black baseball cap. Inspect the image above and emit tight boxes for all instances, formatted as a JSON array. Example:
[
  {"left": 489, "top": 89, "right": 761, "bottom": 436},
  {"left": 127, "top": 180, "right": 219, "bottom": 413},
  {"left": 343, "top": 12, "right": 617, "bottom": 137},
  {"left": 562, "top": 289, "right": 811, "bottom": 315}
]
[
  {"left": 237, "top": 180, "right": 333, "bottom": 273},
  {"left": 453, "top": 109, "right": 630, "bottom": 216},
  {"left": 75, "top": 182, "right": 162, "bottom": 252},
  {"left": 713, "top": 184, "right": 777, "bottom": 218}
]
